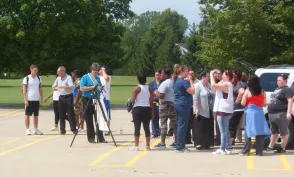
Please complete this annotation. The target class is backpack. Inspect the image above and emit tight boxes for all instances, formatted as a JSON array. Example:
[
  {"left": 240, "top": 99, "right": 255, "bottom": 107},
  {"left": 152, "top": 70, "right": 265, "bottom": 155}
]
[{"left": 22, "top": 75, "right": 41, "bottom": 92}]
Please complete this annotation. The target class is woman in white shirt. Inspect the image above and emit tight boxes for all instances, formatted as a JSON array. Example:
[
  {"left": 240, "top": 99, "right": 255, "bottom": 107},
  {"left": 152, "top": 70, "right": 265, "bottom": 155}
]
[
  {"left": 129, "top": 74, "right": 154, "bottom": 151},
  {"left": 211, "top": 70, "right": 234, "bottom": 155}
]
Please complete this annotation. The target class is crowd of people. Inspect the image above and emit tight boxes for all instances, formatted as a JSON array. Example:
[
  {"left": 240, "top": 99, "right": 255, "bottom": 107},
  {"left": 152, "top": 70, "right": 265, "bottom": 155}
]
[
  {"left": 21, "top": 62, "right": 293, "bottom": 155},
  {"left": 22, "top": 63, "right": 112, "bottom": 143},
  {"left": 129, "top": 64, "right": 293, "bottom": 155}
]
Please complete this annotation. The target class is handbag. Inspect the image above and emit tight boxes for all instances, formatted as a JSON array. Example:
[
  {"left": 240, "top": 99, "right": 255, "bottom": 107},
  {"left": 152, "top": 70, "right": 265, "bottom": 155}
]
[{"left": 127, "top": 98, "right": 133, "bottom": 112}]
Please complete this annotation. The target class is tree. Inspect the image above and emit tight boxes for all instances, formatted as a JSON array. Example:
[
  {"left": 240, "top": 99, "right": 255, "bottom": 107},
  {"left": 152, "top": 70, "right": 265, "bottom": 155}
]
[
  {"left": 119, "top": 9, "right": 189, "bottom": 75},
  {"left": 144, "top": 9, "right": 188, "bottom": 70},
  {"left": 181, "top": 23, "right": 204, "bottom": 73},
  {"left": 0, "top": 0, "right": 133, "bottom": 75},
  {"left": 119, "top": 11, "right": 162, "bottom": 75},
  {"left": 197, "top": 0, "right": 294, "bottom": 70}
]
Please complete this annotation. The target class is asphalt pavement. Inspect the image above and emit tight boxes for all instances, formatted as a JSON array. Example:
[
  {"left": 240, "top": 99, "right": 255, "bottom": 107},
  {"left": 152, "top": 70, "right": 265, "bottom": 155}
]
[{"left": 0, "top": 108, "right": 294, "bottom": 177}]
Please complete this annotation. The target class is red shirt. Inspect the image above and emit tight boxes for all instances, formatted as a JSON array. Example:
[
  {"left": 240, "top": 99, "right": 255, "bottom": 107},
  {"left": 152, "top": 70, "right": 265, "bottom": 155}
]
[{"left": 246, "top": 94, "right": 264, "bottom": 107}]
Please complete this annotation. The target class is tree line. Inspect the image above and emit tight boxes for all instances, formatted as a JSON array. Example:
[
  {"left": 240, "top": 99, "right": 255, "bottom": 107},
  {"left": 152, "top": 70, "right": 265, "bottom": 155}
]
[{"left": 1, "top": 0, "right": 294, "bottom": 77}]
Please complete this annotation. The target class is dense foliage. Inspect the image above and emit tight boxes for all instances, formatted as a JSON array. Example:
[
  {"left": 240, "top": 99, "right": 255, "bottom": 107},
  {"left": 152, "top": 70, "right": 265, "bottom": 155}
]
[
  {"left": 118, "top": 9, "right": 188, "bottom": 75},
  {"left": 196, "top": 0, "right": 294, "bottom": 70},
  {"left": 2, "top": 0, "right": 294, "bottom": 76},
  {"left": 0, "top": 0, "right": 133, "bottom": 75}
]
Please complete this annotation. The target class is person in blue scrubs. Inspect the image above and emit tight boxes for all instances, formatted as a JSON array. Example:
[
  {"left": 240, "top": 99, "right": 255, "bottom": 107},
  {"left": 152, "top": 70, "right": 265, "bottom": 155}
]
[
  {"left": 173, "top": 65, "right": 195, "bottom": 152},
  {"left": 148, "top": 70, "right": 162, "bottom": 138}
]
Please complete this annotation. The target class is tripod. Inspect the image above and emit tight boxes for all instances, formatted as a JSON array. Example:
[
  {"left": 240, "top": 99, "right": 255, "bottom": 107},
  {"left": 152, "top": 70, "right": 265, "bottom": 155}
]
[{"left": 70, "top": 87, "right": 117, "bottom": 147}]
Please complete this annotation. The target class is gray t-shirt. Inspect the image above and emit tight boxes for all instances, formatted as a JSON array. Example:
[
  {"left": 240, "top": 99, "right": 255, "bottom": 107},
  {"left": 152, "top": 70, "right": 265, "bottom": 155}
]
[
  {"left": 233, "top": 81, "right": 244, "bottom": 110},
  {"left": 158, "top": 78, "right": 174, "bottom": 104},
  {"left": 268, "top": 86, "right": 293, "bottom": 113},
  {"left": 52, "top": 74, "right": 74, "bottom": 95}
]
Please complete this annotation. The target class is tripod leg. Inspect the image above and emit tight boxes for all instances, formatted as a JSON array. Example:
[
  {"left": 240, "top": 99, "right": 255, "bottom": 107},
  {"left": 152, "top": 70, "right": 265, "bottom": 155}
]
[
  {"left": 70, "top": 119, "right": 83, "bottom": 147},
  {"left": 107, "top": 124, "right": 117, "bottom": 147},
  {"left": 93, "top": 101, "right": 99, "bottom": 144},
  {"left": 97, "top": 99, "right": 117, "bottom": 147}
]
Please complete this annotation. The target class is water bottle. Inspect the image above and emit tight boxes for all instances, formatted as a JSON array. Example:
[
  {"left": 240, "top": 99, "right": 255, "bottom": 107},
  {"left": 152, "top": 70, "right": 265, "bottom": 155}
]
[{"left": 120, "top": 127, "right": 123, "bottom": 135}]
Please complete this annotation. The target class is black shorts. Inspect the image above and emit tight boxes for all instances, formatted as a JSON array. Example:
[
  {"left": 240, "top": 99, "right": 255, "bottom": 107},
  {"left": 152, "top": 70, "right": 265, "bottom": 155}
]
[{"left": 25, "top": 101, "right": 40, "bottom": 116}]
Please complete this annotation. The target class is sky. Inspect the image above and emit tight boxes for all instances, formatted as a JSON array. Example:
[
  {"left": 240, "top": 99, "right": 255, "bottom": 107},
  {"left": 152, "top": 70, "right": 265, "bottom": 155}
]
[{"left": 130, "top": 0, "right": 201, "bottom": 25}]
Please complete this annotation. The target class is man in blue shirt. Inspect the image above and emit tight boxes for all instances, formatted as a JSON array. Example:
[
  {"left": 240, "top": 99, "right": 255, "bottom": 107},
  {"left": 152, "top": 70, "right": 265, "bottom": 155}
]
[{"left": 80, "top": 63, "right": 106, "bottom": 143}]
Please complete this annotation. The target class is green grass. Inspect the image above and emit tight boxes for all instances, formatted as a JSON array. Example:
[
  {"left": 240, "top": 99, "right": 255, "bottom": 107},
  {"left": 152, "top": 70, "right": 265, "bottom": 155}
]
[{"left": 0, "top": 75, "right": 154, "bottom": 105}]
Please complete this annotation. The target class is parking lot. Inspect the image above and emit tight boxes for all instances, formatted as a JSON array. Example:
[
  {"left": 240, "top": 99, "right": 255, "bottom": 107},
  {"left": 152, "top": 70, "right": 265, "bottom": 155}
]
[{"left": 1, "top": 108, "right": 294, "bottom": 177}]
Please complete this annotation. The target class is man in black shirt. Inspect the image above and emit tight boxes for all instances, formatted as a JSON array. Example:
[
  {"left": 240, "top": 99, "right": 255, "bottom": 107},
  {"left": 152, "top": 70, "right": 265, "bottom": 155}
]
[{"left": 267, "top": 74, "right": 293, "bottom": 153}]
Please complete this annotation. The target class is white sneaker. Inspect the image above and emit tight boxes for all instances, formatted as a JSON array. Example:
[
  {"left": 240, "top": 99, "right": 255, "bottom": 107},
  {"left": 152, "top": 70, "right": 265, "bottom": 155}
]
[
  {"left": 212, "top": 149, "right": 226, "bottom": 155},
  {"left": 78, "top": 128, "right": 84, "bottom": 132},
  {"left": 225, "top": 150, "right": 232, "bottom": 155},
  {"left": 33, "top": 129, "right": 43, "bottom": 135},
  {"left": 128, "top": 147, "right": 139, "bottom": 151},
  {"left": 49, "top": 126, "right": 59, "bottom": 131},
  {"left": 26, "top": 129, "right": 31, "bottom": 135}
]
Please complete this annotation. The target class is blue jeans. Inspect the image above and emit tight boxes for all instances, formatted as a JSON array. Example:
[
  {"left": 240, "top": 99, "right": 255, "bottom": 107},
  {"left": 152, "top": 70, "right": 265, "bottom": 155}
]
[
  {"left": 175, "top": 105, "right": 191, "bottom": 150},
  {"left": 152, "top": 104, "right": 160, "bottom": 137},
  {"left": 217, "top": 115, "right": 231, "bottom": 150},
  {"left": 103, "top": 99, "right": 111, "bottom": 120}
]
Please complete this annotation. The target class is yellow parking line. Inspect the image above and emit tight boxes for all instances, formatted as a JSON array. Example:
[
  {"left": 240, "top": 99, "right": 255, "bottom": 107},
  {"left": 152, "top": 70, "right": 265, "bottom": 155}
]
[
  {"left": 247, "top": 148, "right": 292, "bottom": 171},
  {"left": 0, "top": 132, "right": 59, "bottom": 147},
  {"left": 124, "top": 139, "right": 161, "bottom": 167},
  {"left": 89, "top": 139, "right": 134, "bottom": 166},
  {"left": 0, "top": 135, "right": 59, "bottom": 156},
  {"left": 247, "top": 149, "right": 255, "bottom": 170},
  {"left": 0, "top": 109, "right": 22, "bottom": 116},
  {"left": 279, "top": 154, "right": 291, "bottom": 170},
  {"left": 0, "top": 137, "right": 32, "bottom": 147},
  {"left": 10, "top": 112, "right": 25, "bottom": 117}
]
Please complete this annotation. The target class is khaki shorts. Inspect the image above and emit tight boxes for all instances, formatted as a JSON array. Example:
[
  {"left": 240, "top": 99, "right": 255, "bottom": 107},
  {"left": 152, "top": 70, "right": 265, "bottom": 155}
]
[{"left": 74, "top": 101, "right": 83, "bottom": 117}]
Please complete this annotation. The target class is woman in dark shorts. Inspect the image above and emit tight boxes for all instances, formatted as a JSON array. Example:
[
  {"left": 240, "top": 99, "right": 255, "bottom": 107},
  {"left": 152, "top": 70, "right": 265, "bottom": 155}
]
[
  {"left": 267, "top": 74, "right": 293, "bottom": 153},
  {"left": 129, "top": 74, "right": 154, "bottom": 151}
]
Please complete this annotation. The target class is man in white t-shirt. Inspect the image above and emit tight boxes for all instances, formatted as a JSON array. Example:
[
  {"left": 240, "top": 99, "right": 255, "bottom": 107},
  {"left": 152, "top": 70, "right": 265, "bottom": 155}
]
[
  {"left": 22, "top": 64, "right": 43, "bottom": 135},
  {"left": 99, "top": 66, "right": 111, "bottom": 135}
]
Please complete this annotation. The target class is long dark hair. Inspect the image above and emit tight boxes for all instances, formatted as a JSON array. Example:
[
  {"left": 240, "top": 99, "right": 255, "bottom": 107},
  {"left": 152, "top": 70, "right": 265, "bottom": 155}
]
[{"left": 247, "top": 75, "right": 262, "bottom": 96}]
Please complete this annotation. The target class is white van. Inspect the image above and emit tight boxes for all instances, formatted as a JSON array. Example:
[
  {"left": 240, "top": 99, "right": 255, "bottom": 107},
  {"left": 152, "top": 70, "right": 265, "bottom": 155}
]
[{"left": 236, "top": 59, "right": 294, "bottom": 149}]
